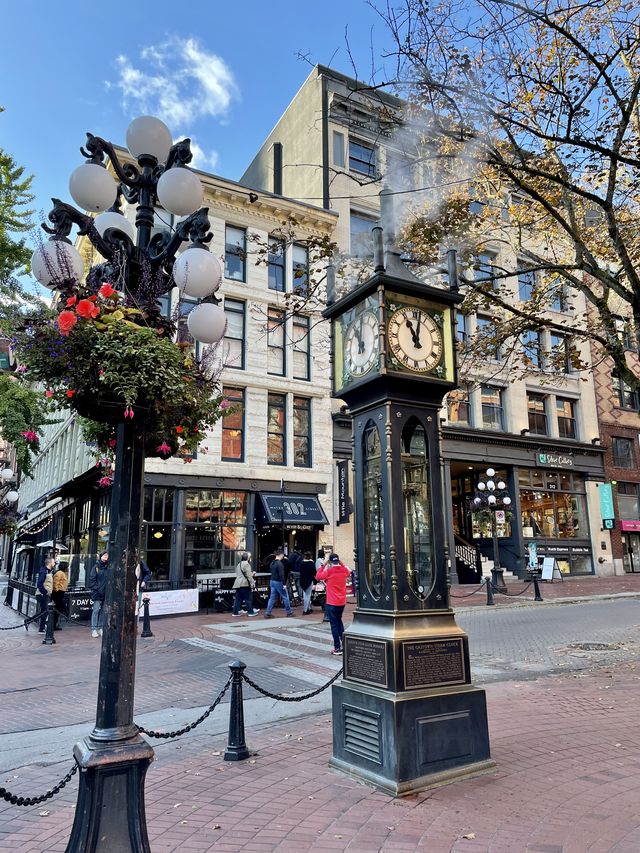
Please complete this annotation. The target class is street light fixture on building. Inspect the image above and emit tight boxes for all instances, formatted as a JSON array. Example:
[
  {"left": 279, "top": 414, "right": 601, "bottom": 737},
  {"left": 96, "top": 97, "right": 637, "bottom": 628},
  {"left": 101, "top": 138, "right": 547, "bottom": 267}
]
[
  {"left": 472, "top": 467, "right": 512, "bottom": 593},
  {"left": 36, "top": 115, "right": 226, "bottom": 853}
]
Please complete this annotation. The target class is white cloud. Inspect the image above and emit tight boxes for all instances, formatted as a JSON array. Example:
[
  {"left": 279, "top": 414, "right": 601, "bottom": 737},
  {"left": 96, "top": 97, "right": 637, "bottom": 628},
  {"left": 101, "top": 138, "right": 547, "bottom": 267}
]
[
  {"left": 186, "top": 138, "right": 219, "bottom": 173},
  {"left": 109, "top": 37, "right": 239, "bottom": 129}
]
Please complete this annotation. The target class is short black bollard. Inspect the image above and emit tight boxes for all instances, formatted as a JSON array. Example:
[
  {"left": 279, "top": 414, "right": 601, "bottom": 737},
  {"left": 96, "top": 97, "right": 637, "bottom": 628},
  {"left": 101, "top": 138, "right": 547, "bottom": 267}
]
[
  {"left": 43, "top": 600, "right": 56, "bottom": 645},
  {"left": 532, "top": 575, "right": 543, "bottom": 602},
  {"left": 485, "top": 577, "right": 495, "bottom": 606},
  {"left": 224, "top": 660, "right": 251, "bottom": 762},
  {"left": 140, "top": 596, "right": 154, "bottom": 638}
]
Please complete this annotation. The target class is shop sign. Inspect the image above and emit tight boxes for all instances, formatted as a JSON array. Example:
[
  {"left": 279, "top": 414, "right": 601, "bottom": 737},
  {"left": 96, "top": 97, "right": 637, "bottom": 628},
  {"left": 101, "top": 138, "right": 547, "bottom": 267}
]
[
  {"left": 144, "top": 587, "right": 198, "bottom": 616},
  {"left": 337, "top": 460, "right": 351, "bottom": 525},
  {"left": 536, "top": 451, "right": 574, "bottom": 468},
  {"left": 260, "top": 494, "right": 328, "bottom": 525},
  {"left": 621, "top": 519, "right": 640, "bottom": 532},
  {"left": 599, "top": 483, "right": 615, "bottom": 522}
]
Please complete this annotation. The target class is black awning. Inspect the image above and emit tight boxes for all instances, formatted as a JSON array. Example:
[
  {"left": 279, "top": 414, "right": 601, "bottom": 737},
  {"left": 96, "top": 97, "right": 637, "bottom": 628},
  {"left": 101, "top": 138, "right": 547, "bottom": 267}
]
[{"left": 258, "top": 493, "right": 328, "bottom": 526}]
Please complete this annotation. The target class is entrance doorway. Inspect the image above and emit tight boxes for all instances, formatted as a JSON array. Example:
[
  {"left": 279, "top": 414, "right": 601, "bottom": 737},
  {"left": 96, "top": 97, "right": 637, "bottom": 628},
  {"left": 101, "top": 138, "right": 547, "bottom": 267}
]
[{"left": 623, "top": 533, "right": 640, "bottom": 573}]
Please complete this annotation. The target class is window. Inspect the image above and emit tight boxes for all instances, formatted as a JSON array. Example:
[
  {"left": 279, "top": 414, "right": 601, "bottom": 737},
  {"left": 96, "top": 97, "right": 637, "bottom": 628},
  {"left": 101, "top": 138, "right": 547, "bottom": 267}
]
[
  {"left": 332, "top": 131, "right": 345, "bottom": 168},
  {"left": 225, "top": 225, "right": 246, "bottom": 282},
  {"left": 615, "top": 318, "right": 636, "bottom": 351},
  {"left": 349, "top": 139, "right": 376, "bottom": 177},
  {"left": 350, "top": 211, "right": 377, "bottom": 258},
  {"left": 456, "top": 313, "right": 468, "bottom": 347},
  {"left": 221, "top": 387, "right": 244, "bottom": 461},
  {"left": 183, "top": 490, "right": 248, "bottom": 577},
  {"left": 267, "top": 308, "right": 285, "bottom": 376},
  {"left": 518, "top": 268, "right": 535, "bottom": 301},
  {"left": 268, "top": 238, "right": 285, "bottom": 292},
  {"left": 474, "top": 252, "right": 496, "bottom": 291},
  {"left": 527, "top": 392, "right": 547, "bottom": 435},
  {"left": 481, "top": 385, "right": 504, "bottom": 430},
  {"left": 550, "top": 280, "right": 567, "bottom": 312},
  {"left": 143, "top": 487, "right": 175, "bottom": 580},
  {"left": 549, "top": 333, "right": 572, "bottom": 373},
  {"left": 522, "top": 330, "right": 542, "bottom": 369},
  {"left": 556, "top": 397, "right": 576, "bottom": 439},
  {"left": 177, "top": 296, "right": 201, "bottom": 359},
  {"left": 293, "top": 396, "right": 311, "bottom": 468},
  {"left": 292, "top": 244, "right": 308, "bottom": 295},
  {"left": 292, "top": 314, "right": 310, "bottom": 380},
  {"left": 476, "top": 316, "right": 502, "bottom": 360},
  {"left": 612, "top": 436, "right": 635, "bottom": 469},
  {"left": 612, "top": 374, "right": 639, "bottom": 410},
  {"left": 223, "top": 299, "right": 245, "bottom": 369},
  {"left": 617, "top": 482, "right": 640, "bottom": 520},
  {"left": 447, "top": 387, "right": 471, "bottom": 426},
  {"left": 267, "top": 393, "right": 286, "bottom": 465}
]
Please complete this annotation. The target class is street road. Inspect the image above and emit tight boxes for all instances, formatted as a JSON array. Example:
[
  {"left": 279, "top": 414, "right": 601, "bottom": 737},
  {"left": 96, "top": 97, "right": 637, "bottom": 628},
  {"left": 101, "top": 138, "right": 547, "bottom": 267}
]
[{"left": 1, "top": 598, "right": 639, "bottom": 771}]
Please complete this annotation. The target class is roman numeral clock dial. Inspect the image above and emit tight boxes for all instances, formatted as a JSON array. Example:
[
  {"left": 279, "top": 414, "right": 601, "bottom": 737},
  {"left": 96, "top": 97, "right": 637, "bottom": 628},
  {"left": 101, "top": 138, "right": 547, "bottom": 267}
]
[
  {"left": 344, "top": 310, "right": 378, "bottom": 377},
  {"left": 387, "top": 307, "right": 443, "bottom": 373}
]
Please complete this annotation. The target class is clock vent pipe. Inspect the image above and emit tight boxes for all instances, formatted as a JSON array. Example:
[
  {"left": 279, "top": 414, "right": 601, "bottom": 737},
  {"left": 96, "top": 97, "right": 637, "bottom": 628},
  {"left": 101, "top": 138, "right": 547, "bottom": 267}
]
[
  {"left": 325, "top": 262, "right": 336, "bottom": 305},
  {"left": 373, "top": 226, "right": 385, "bottom": 273},
  {"left": 447, "top": 249, "right": 459, "bottom": 292}
]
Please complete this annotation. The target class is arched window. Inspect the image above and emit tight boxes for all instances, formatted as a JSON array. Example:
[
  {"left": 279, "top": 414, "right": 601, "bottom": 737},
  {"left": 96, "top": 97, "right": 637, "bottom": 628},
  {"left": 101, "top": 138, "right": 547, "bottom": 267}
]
[
  {"left": 401, "top": 420, "right": 433, "bottom": 599},
  {"left": 363, "top": 421, "right": 384, "bottom": 598}
]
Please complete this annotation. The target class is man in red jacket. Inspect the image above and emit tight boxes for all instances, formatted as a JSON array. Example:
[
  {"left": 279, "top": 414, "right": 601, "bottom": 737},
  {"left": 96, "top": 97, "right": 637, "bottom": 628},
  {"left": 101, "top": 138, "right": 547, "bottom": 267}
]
[{"left": 316, "top": 553, "right": 351, "bottom": 655}]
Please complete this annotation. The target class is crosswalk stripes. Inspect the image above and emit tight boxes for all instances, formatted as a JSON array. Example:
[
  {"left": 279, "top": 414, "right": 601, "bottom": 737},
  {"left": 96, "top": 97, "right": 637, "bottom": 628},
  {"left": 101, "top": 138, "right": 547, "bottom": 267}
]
[
  {"left": 277, "top": 665, "right": 337, "bottom": 687},
  {"left": 257, "top": 628, "right": 332, "bottom": 653}
]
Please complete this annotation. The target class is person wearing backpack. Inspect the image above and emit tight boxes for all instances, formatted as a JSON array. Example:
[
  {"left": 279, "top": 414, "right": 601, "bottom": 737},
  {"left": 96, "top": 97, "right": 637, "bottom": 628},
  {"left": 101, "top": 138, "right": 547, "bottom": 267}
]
[
  {"left": 36, "top": 557, "right": 55, "bottom": 633},
  {"left": 89, "top": 551, "right": 109, "bottom": 638},
  {"left": 232, "top": 552, "right": 260, "bottom": 616}
]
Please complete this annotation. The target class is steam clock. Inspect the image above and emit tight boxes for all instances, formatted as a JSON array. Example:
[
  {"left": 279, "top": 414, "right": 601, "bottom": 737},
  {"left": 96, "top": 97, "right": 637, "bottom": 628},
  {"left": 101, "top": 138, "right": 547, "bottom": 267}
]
[{"left": 324, "top": 223, "right": 494, "bottom": 795}]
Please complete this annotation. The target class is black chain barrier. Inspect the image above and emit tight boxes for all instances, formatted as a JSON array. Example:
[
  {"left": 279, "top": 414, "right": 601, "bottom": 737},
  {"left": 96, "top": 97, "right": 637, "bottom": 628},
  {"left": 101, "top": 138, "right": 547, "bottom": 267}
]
[
  {"left": 0, "top": 609, "right": 48, "bottom": 631},
  {"left": 449, "top": 580, "right": 487, "bottom": 599},
  {"left": 242, "top": 667, "right": 343, "bottom": 702},
  {"left": 0, "top": 763, "right": 78, "bottom": 806},
  {"left": 137, "top": 674, "right": 233, "bottom": 739},
  {"left": 489, "top": 580, "right": 533, "bottom": 597}
]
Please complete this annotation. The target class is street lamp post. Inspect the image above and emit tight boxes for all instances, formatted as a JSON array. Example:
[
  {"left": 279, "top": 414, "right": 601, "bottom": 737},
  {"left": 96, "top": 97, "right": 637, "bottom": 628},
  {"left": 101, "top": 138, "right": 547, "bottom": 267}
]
[
  {"left": 472, "top": 468, "right": 512, "bottom": 594},
  {"left": 33, "top": 116, "right": 227, "bottom": 853}
]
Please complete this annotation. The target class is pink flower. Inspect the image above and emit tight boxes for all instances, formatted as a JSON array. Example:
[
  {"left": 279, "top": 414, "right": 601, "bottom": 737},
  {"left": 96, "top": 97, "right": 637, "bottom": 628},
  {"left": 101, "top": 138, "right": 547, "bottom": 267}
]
[
  {"left": 21, "top": 431, "right": 38, "bottom": 444},
  {"left": 66, "top": 295, "right": 77, "bottom": 307},
  {"left": 45, "top": 390, "right": 54, "bottom": 398},
  {"left": 220, "top": 400, "right": 231, "bottom": 410},
  {"left": 108, "top": 439, "right": 117, "bottom": 448},
  {"left": 98, "top": 476, "right": 112, "bottom": 488},
  {"left": 57, "top": 310, "right": 78, "bottom": 336},
  {"left": 123, "top": 406, "right": 134, "bottom": 419},
  {"left": 156, "top": 442, "right": 172, "bottom": 456}
]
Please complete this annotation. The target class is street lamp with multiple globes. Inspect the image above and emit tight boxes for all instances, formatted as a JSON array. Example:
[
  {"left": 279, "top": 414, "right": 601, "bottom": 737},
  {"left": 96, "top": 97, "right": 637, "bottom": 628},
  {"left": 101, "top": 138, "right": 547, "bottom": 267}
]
[
  {"left": 472, "top": 467, "right": 512, "bottom": 593},
  {"left": 33, "top": 115, "right": 227, "bottom": 853}
]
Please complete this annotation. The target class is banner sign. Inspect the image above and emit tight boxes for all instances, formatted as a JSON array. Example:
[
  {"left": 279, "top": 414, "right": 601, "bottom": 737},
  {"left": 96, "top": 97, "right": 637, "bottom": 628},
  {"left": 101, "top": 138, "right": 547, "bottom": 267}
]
[
  {"left": 259, "top": 494, "right": 328, "bottom": 525},
  {"left": 536, "top": 451, "right": 574, "bottom": 468},
  {"left": 144, "top": 588, "right": 198, "bottom": 616},
  {"left": 599, "top": 483, "right": 615, "bottom": 521},
  {"left": 337, "top": 460, "right": 350, "bottom": 525}
]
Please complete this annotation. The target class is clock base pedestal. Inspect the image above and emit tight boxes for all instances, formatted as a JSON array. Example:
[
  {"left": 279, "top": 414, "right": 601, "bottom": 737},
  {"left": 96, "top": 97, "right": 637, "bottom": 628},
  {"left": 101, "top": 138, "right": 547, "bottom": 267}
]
[{"left": 330, "top": 611, "right": 495, "bottom": 797}]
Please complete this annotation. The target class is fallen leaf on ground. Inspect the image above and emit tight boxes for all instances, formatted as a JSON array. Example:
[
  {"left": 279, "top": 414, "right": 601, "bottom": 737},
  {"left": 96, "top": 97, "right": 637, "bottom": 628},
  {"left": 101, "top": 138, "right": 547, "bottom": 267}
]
[
  {"left": 39, "top": 811, "right": 50, "bottom": 817},
  {"left": 463, "top": 832, "right": 476, "bottom": 839}
]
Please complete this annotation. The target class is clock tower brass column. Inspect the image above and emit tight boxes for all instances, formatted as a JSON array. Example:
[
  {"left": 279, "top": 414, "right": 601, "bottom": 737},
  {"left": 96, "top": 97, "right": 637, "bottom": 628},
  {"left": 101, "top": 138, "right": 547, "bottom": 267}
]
[{"left": 324, "top": 219, "right": 494, "bottom": 796}]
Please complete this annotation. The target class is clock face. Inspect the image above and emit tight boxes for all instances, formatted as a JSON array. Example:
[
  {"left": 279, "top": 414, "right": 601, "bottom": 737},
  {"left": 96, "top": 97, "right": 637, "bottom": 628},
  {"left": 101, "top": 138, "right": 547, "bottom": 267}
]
[
  {"left": 344, "top": 310, "right": 378, "bottom": 377},
  {"left": 387, "top": 306, "right": 443, "bottom": 373}
]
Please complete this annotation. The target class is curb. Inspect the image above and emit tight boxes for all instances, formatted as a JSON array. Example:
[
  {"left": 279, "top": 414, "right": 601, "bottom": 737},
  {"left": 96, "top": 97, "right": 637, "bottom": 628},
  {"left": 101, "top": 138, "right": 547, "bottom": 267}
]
[{"left": 455, "top": 590, "right": 640, "bottom": 614}]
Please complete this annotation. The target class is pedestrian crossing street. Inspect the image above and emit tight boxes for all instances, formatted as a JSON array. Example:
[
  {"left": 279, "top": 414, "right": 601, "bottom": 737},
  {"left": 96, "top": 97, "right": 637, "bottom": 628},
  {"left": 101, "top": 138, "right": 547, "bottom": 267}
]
[{"left": 180, "top": 617, "right": 342, "bottom": 685}]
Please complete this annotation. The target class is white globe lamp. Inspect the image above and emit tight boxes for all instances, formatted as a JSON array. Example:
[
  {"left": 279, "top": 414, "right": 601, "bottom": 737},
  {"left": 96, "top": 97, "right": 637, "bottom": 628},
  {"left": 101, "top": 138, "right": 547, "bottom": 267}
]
[
  {"left": 157, "top": 167, "right": 203, "bottom": 216},
  {"left": 69, "top": 163, "right": 117, "bottom": 212},
  {"left": 31, "top": 242, "right": 85, "bottom": 288},
  {"left": 5, "top": 490, "right": 19, "bottom": 503},
  {"left": 93, "top": 211, "right": 135, "bottom": 243},
  {"left": 487, "top": 494, "right": 497, "bottom": 505},
  {"left": 186, "top": 303, "right": 227, "bottom": 344},
  {"left": 477, "top": 482, "right": 486, "bottom": 491},
  {"left": 497, "top": 480, "right": 506, "bottom": 490},
  {"left": 173, "top": 249, "right": 222, "bottom": 298},
  {"left": 486, "top": 468, "right": 495, "bottom": 477},
  {"left": 503, "top": 496, "right": 512, "bottom": 506},
  {"left": 1, "top": 468, "right": 14, "bottom": 481},
  {"left": 486, "top": 480, "right": 495, "bottom": 491},
  {"left": 126, "top": 116, "right": 172, "bottom": 163}
]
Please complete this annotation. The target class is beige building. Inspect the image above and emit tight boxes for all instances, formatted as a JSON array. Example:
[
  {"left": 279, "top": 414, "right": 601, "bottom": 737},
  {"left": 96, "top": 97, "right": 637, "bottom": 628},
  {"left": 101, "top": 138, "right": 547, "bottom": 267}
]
[
  {"left": 242, "top": 65, "right": 607, "bottom": 578},
  {"left": 10, "top": 165, "right": 338, "bottom": 606}
]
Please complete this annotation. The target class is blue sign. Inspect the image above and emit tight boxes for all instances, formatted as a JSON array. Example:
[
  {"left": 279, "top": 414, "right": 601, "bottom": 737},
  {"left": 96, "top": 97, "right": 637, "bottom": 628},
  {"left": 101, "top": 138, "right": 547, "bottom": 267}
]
[{"left": 599, "top": 483, "right": 615, "bottom": 521}]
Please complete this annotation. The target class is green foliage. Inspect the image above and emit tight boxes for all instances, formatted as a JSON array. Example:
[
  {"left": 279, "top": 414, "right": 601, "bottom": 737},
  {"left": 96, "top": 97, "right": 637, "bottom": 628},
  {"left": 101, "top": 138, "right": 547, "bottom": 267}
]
[
  {"left": 0, "top": 373, "right": 52, "bottom": 477},
  {"left": 0, "top": 109, "right": 35, "bottom": 299}
]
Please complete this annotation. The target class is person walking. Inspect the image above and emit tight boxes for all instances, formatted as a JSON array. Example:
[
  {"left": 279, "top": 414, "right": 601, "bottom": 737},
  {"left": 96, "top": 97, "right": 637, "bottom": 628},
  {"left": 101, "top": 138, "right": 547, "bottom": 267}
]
[
  {"left": 300, "top": 551, "right": 316, "bottom": 615},
  {"left": 36, "top": 557, "right": 55, "bottom": 633},
  {"left": 89, "top": 551, "right": 109, "bottom": 638},
  {"left": 316, "top": 553, "right": 351, "bottom": 655},
  {"left": 264, "top": 548, "right": 294, "bottom": 618},
  {"left": 51, "top": 561, "right": 69, "bottom": 630},
  {"left": 232, "top": 552, "right": 260, "bottom": 616}
]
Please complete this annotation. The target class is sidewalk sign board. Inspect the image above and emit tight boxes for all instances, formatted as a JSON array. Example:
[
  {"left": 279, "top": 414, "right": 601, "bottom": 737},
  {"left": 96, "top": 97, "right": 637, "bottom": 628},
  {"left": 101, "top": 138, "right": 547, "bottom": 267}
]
[{"left": 541, "top": 556, "right": 563, "bottom": 581}]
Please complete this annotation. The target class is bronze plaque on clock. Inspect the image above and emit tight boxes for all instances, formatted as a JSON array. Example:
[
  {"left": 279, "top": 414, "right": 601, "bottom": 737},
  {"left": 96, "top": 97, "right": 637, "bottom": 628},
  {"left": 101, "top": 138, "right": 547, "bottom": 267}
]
[
  {"left": 344, "top": 637, "right": 389, "bottom": 688},
  {"left": 402, "top": 638, "right": 466, "bottom": 690}
]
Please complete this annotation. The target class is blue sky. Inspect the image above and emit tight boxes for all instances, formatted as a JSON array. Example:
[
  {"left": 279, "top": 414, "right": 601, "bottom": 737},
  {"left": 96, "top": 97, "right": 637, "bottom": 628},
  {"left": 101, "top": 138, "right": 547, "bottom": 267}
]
[{"left": 1, "top": 0, "right": 394, "bottom": 230}]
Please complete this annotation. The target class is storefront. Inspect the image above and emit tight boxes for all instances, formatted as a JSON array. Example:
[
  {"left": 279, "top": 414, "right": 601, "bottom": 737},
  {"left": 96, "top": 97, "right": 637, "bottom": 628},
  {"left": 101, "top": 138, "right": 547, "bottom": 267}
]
[
  {"left": 621, "top": 521, "right": 640, "bottom": 573},
  {"left": 443, "top": 431, "right": 606, "bottom": 580}
]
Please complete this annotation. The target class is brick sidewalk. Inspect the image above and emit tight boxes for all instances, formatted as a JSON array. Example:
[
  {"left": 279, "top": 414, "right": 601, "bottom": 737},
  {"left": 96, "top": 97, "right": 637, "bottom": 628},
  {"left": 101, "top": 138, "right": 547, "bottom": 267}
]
[{"left": 2, "top": 658, "right": 640, "bottom": 852}]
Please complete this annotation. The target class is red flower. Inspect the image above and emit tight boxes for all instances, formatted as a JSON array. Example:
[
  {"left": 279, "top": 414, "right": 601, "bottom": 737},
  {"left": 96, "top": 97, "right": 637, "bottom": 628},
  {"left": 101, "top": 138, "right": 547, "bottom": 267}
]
[
  {"left": 77, "top": 299, "right": 100, "bottom": 319},
  {"left": 99, "top": 283, "right": 117, "bottom": 299},
  {"left": 108, "top": 439, "right": 117, "bottom": 448},
  {"left": 57, "top": 310, "right": 78, "bottom": 336},
  {"left": 45, "top": 390, "right": 54, "bottom": 398},
  {"left": 98, "top": 476, "right": 112, "bottom": 488},
  {"left": 66, "top": 389, "right": 76, "bottom": 398},
  {"left": 175, "top": 426, "right": 183, "bottom": 434},
  {"left": 156, "top": 442, "right": 172, "bottom": 456},
  {"left": 66, "top": 295, "right": 77, "bottom": 307},
  {"left": 21, "top": 430, "right": 38, "bottom": 444},
  {"left": 90, "top": 295, "right": 98, "bottom": 302}
]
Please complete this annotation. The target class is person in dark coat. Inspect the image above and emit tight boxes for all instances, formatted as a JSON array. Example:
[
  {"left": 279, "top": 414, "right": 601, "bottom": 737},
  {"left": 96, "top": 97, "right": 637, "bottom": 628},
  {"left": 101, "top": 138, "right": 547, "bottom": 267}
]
[
  {"left": 299, "top": 551, "right": 316, "bottom": 615},
  {"left": 36, "top": 557, "right": 55, "bottom": 633},
  {"left": 51, "top": 561, "right": 69, "bottom": 629},
  {"left": 89, "top": 551, "right": 109, "bottom": 638},
  {"left": 264, "top": 549, "right": 293, "bottom": 618}
]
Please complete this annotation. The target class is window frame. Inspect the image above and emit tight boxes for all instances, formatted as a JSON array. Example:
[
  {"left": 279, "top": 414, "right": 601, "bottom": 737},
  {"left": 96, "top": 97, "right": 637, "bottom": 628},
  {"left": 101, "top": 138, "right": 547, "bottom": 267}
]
[
  {"left": 480, "top": 385, "right": 505, "bottom": 431},
  {"left": 612, "top": 436, "right": 635, "bottom": 469},
  {"left": 447, "top": 387, "right": 472, "bottom": 427},
  {"left": 476, "top": 315, "right": 502, "bottom": 361},
  {"left": 224, "top": 225, "right": 247, "bottom": 283},
  {"left": 267, "top": 236, "right": 286, "bottom": 292},
  {"left": 612, "top": 373, "right": 640, "bottom": 411},
  {"left": 527, "top": 392, "right": 548, "bottom": 436},
  {"left": 267, "top": 307, "right": 286, "bottom": 377},
  {"left": 293, "top": 396, "right": 312, "bottom": 468},
  {"left": 292, "top": 314, "right": 311, "bottom": 381},
  {"left": 350, "top": 211, "right": 377, "bottom": 258},
  {"left": 292, "top": 243, "right": 309, "bottom": 296},
  {"left": 221, "top": 387, "right": 245, "bottom": 462},
  {"left": 518, "top": 267, "right": 535, "bottom": 301},
  {"left": 556, "top": 397, "right": 577, "bottom": 440},
  {"left": 522, "top": 329, "right": 542, "bottom": 369},
  {"left": 549, "top": 332, "right": 572, "bottom": 374},
  {"left": 223, "top": 298, "right": 245, "bottom": 370},
  {"left": 348, "top": 139, "right": 377, "bottom": 177},
  {"left": 267, "top": 392, "right": 287, "bottom": 466}
]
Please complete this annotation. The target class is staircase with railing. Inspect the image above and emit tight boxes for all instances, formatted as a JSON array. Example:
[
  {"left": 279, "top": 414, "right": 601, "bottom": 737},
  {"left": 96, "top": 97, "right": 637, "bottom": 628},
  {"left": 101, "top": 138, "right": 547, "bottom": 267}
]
[{"left": 454, "top": 535, "right": 483, "bottom": 584}]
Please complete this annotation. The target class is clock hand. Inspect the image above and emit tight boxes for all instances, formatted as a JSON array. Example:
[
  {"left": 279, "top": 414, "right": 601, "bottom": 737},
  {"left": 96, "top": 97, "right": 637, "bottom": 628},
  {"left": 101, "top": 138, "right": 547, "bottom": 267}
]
[
  {"left": 404, "top": 318, "right": 419, "bottom": 347},
  {"left": 357, "top": 317, "right": 365, "bottom": 354},
  {"left": 414, "top": 313, "right": 423, "bottom": 349}
]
